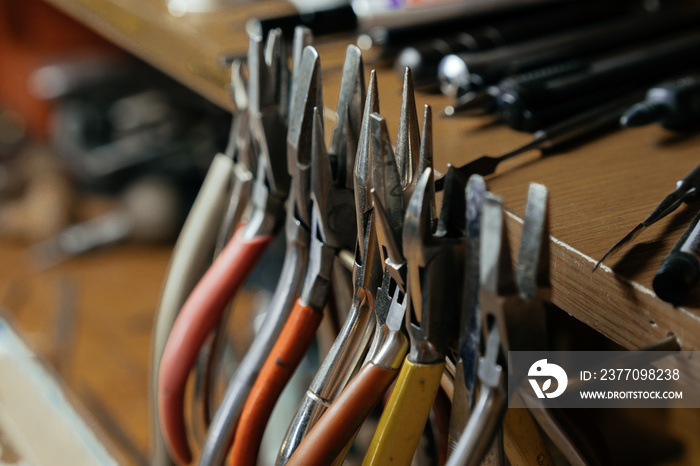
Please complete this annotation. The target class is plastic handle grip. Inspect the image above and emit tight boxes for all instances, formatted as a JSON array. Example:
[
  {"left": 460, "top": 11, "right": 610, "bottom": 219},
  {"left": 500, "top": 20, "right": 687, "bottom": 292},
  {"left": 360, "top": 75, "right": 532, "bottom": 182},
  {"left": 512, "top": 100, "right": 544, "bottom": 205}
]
[
  {"left": 151, "top": 153, "right": 233, "bottom": 466},
  {"left": 287, "top": 361, "right": 399, "bottom": 466},
  {"left": 228, "top": 299, "right": 323, "bottom": 466},
  {"left": 158, "top": 223, "right": 273, "bottom": 465},
  {"left": 362, "top": 357, "right": 446, "bottom": 466}
]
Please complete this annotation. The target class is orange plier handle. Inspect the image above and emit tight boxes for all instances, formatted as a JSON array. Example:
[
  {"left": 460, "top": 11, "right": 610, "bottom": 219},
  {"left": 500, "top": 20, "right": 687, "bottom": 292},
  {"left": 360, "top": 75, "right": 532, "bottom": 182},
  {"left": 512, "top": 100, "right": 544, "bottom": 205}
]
[{"left": 228, "top": 298, "right": 323, "bottom": 466}]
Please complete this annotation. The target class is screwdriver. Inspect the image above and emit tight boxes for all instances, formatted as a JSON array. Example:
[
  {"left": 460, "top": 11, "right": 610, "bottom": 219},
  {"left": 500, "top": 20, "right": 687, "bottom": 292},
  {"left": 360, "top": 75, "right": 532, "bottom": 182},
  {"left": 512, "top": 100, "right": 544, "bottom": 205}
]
[
  {"left": 435, "top": 90, "right": 642, "bottom": 190},
  {"left": 445, "top": 28, "right": 700, "bottom": 132},
  {"left": 621, "top": 75, "right": 700, "bottom": 129},
  {"left": 437, "top": 8, "right": 700, "bottom": 98},
  {"left": 396, "top": 0, "right": 622, "bottom": 87}
]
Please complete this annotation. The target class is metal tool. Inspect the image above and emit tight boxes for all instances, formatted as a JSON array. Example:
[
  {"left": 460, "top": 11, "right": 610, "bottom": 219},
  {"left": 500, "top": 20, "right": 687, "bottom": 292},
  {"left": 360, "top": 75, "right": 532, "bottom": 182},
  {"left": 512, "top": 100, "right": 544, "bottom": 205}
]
[
  {"left": 148, "top": 57, "right": 253, "bottom": 466},
  {"left": 213, "top": 59, "right": 256, "bottom": 252},
  {"left": 226, "top": 47, "right": 363, "bottom": 464},
  {"left": 435, "top": 91, "right": 642, "bottom": 191},
  {"left": 446, "top": 183, "right": 550, "bottom": 466},
  {"left": 276, "top": 69, "right": 384, "bottom": 466},
  {"left": 157, "top": 28, "right": 290, "bottom": 465},
  {"left": 446, "top": 174, "right": 486, "bottom": 458},
  {"left": 284, "top": 94, "right": 435, "bottom": 465},
  {"left": 594, "top": 162, "right": 700, "bottom": 270},
  {"left": 362, "top": 165, "right": 467, "bottom": 466},
  {"left": 227, "top": 105, "right": 355, "bottom": 465},
  {"left": 188, "top": 55, "right": 260, "bottom": 446},
  {"left": 196, "top": 32, "right": 328, "bottom": 466}
]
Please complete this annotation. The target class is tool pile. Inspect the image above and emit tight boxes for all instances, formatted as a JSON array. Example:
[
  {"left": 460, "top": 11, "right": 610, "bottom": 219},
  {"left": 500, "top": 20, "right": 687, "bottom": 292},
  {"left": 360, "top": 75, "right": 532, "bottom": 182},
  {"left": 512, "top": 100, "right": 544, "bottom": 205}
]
[{"left": 150, "top": 26, "right": 574, "bottom": 466}]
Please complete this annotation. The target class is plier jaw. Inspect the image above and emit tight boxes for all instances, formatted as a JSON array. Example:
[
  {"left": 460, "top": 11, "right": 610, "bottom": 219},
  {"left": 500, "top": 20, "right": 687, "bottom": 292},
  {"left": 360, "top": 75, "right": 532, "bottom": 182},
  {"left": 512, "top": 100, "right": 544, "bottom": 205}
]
[
  {"left": 300, "top": 108, "right": 357, "bottom": 310},
  {"left": 287, "top": 45, "right": 323, "bottom": 231},
  {"left": 247, "top": 27, "right": 291, "bottom": 203},
  {"left": 480, "top": 183, "right": 550, "bottom": 357},
  {"left": 403, "top": 167, "right": 467, "bottom": 364},
  {"left": 330, "top": 45, "right": 366, "bottom": 190}
]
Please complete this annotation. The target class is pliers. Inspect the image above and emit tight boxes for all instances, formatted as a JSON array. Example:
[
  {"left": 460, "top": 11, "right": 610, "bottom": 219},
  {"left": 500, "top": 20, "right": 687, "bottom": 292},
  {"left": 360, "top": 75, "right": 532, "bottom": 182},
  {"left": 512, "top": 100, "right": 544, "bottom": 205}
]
[
  {"left": 362, "top": 165, "right": 467, "bottom": 466},
  {"left": 276, "top": 69, "right": 386, "bottom": 465},
  {"left": 285, "top": 71, "right": 435, "bottom": 466},
  {"left": 149, "top": 57, "right": 254, "bottom": 466},
  {"left": 158, "top": 27, "right": 290, "bottom": 465},
  {"left": 197, "top": 29, "right": 321, "bottom": 466},
  {"left": 446, "top": 182, "right": 551, "bottom": 466},
  {"left": 223, "top": 44, "right": 365, "bottom": 466},
  {"left": 190, "top": 55, "right": 258, "bottom": 446},
  {"left": 447, "top": 174, "right": 486, "bottom": 456}
]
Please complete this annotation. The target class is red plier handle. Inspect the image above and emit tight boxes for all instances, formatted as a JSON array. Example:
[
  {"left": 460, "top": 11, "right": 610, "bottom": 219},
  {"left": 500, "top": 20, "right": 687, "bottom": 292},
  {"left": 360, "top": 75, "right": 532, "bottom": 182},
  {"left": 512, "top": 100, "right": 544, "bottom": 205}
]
[
  {"left": 228, "top": 298, "right": 323, "bottom": 466},
  {"left": 158, "top": 223, "right": 274, "bottom": 465}
]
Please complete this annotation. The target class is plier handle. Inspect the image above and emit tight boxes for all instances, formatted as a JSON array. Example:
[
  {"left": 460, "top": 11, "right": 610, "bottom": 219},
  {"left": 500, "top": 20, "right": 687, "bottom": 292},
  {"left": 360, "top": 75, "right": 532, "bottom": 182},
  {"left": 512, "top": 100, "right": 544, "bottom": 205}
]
[
  {"left": 228, "top": 41, "right": 362, "bottom": 462},
  {"left": 158, "top": 29, "right": 290, "bottom": 465},
  {"left": 285, "top": 73, "right": 432, "bottom": 464}
]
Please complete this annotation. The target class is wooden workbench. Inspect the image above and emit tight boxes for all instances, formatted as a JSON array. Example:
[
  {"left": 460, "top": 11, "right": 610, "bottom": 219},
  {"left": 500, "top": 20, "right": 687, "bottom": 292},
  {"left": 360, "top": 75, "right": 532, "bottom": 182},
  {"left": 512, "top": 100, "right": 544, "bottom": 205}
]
[{"left": 3, "top": 0, "right": 700, "bottom": 463}]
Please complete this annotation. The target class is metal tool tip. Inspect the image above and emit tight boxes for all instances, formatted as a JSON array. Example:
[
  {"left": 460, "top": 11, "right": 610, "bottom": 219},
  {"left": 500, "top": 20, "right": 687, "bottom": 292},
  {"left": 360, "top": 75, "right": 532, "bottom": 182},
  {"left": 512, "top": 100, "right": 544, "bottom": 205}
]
[{"left": 593, "top": 223, "right": 644, "bottom": 272}]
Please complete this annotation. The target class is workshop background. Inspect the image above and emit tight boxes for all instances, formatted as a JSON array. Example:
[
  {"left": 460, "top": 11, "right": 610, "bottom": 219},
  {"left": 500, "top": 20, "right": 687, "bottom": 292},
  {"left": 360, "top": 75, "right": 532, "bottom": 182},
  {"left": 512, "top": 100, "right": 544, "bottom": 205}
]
[{"left": 0, "top": 0, "right": 699, "bottom": 465}]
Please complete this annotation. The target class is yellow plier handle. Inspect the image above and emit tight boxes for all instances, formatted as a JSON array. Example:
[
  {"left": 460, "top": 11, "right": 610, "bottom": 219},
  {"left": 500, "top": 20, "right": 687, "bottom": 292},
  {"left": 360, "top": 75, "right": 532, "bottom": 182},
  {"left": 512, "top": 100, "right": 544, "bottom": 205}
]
[{"left": 362, "top": 356, "right": 445, "bottom": 466}]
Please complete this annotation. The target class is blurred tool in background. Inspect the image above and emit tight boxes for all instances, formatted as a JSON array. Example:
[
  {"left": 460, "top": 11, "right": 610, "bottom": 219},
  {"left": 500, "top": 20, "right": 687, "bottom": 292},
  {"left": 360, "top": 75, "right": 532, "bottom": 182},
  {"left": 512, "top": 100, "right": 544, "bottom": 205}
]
[
  {"left": 0, "top": 52, "right": 232, "bottom": 267},
  {"left": 395, "top": 0, "right": 625, "bottom": 88},
  {"left": 653, "top": 208, "right": 700, "bottom": 305},
  {"left": 256, "top": 0, "right": 579, "bottom": 41},
  {"left": 437, "top": 6, "right": 700, "bottom": 99},
  {"left": 459, "top": 28, "right": 700, "bottom": 132},
  {"left": 621, "top": 75, "right": 700, "bottom": 130}
]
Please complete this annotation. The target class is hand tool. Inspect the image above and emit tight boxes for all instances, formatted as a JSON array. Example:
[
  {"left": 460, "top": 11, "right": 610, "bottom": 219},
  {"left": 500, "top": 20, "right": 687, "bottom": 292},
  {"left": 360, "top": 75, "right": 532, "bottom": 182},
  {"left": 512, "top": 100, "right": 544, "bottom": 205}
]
[
  {"left": 228, "top": 104, "right": 358, "bottom": 466},
  {"left": 148, "top": 58, "right": 252, "bottom": 466},
  {"left": 214, "top": 59, "right": 256, "bottom": 253},
  {"left": 219, "top": 40, "right": 365, "bottom": 465},
  {"left": 256, "top": 0, "right": 557, "bottom": 40},
  {"left": 492, "top": 29, "right": 700, "bottom": 132},
  {"left": 446, "top": 182, "right": 550, "bottom": 466},
  {"left": 276, "top": 69, "right": 383, "bottom": 466},
  {"left": 362, "top": 165, "right": 467, "bottom": 466},
  {"left": 434, "top": 91, "right": 643, "bottom": 191},
  {"left": 437, "top": 8, "right": 700, "bottom": 98},
  {"left": 594, "top": 162, "right": 700, "bottom": 270},
  {"left": 193, "top": 29, "right": 311, "bottom": 431},
  {"left": 197, "top": 35, "right": 328, "bottom": 466},
  {"left": 653, "top": 207, "right": 700, "bottom": 304},
  {"left": 189, "top": 56, "right": 258, "bottom": 446},
  {"left": 621, "top": 75, "right": 700, "bottom": 129},
  {"left": 396, "top": 1, "right": 622, "bottom": 87},
  {"left": 452, "top": 185, "right": 610, "bottom": 466},
  {"left": 447, "top": 174, "right": 486, "bottom": 458},
  {"left": 284, "top": 97, "right": 435, "bottom": 466},
  {"left": 158, "top": 28, "right": 290, "bottom": 465}
]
